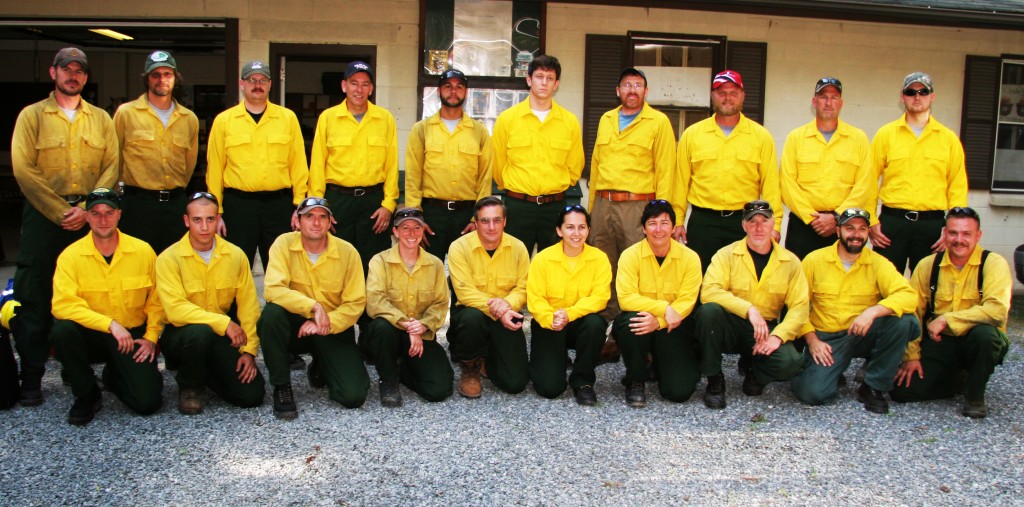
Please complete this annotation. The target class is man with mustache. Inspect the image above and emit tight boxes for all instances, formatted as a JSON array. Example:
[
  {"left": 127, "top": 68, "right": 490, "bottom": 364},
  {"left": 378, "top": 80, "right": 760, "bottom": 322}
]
[
  {"left": 10, "top": 47, "right": 119, "bottom": 406},
  {"left": 791, "top": 208, "right": 919, "bottom": 414}
]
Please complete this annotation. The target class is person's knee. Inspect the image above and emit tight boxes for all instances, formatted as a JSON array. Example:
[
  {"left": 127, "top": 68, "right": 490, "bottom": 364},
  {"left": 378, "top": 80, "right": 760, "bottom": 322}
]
[
  {"left": 532, "top": 378, "right": 566, "bottom": 399},
  {"left": 791, "top": 376, "right": 834, "bottom": 406},
  {"left": 329, "top": 385, "right": 368, "bottom": 409},
  {"left": 49, "top": 320, "right": 81, "bottom": 348},
  {"left": 659, "top": 381, "right": 696, "bottom": 403},
  {"left": 495, "top": 372, "right": 529, "bottom": 395}
]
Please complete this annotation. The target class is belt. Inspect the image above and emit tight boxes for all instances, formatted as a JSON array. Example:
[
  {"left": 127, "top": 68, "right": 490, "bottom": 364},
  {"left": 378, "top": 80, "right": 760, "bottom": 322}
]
[
  {"left": 64, "top": 194, "right": 86, "bottom": 205},
  {"left": 691, "top": 204, "right": 742, "bottom": 218},
  {"left": 596, "top": 190, "right": 656, "bottom": 202},
  {"left": 123, "top": 186, "right": 185, "bottom": 202},
  {"left": 326, "top": 183, "right": 383, "bottom": 197},
  {"left": 880, "top": 206, "right": 945, "bottom": 222},
  {"left": 422, "top": 198, "right": 475, "bottom": 211},
  {"left": 504, "top": 191, "right": 565, "bottom": 205},
  {"left": 223, "top": 187, "right": 292, "bottom": 199}
]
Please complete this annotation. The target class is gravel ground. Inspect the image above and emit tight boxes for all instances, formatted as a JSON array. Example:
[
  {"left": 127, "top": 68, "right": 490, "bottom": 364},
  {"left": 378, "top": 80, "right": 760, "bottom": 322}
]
[{"left": 2, "top": 304, "right": 1023, "bottom": 505}]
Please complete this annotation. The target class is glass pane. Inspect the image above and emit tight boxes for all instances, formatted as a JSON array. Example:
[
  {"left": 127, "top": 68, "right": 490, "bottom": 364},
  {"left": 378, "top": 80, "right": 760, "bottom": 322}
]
[{"left": 993, "top": 61, "right": 1024, "bottom": 190}]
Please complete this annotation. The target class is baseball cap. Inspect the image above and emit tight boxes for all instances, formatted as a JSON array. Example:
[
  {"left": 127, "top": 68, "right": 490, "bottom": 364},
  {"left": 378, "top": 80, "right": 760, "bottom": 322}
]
[
  {"left": 393, "top": 207, "right": 425, "bottom": 227},
  {"left": 144, "top": 50, "right": 177, "bottom": 73},
  {"left": 837, "top": 208, "right": 871, "bottom": 226},
  {"left": 344, "top": 61, "right": 374, "bottom": 82},
  {"left": 53, "top": 47, "right": 88, "bottom": 71},
  {"left": 712, "top": 70, "right": 743, "bottom": 90},
  {"left": 815, "top": 77, "right": 842, "bottom": 94},
  {"left": 241, "top": 60, "right": 271, "bottom": 80},
  {"left": 902, "top": 72, "right": 933, "bottom": 92},
  {"left": 439, "top": 69, "right": 468, "bottom": 87},
  {"left": 86, "top": 187, "right": 120, "bottom": 210},
  {"left": 742, "top": 200, "right": 773, "bottom": 221},
  {"left": 297, "top": 196, "right": 332, "bottom": 216},
  {"left": 618, "top": 67, "right": 647, "bottom": 86}
]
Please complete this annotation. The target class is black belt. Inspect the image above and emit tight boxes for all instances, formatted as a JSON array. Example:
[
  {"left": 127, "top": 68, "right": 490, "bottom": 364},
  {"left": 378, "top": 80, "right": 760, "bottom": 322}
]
[
  {"left": 64, "top": 194, "right": 86, "bottom": 205},
  {"left": 326, "top": 183, "right": 383, "bottom": 197},
  {"left": 880, "top": 206, "right": 945, "bottom": 222},
  {"left": 691, "top": 205, "right": 742, "bottom": 218},
  {"left": 422, "top": 198, "right": 474, "bottom": 211},
  {"left": 223, "top": 187, "right": 291, "bottom": 199},
  {"left": 123, "top": 186, "right": 185, "bottom": 202}
]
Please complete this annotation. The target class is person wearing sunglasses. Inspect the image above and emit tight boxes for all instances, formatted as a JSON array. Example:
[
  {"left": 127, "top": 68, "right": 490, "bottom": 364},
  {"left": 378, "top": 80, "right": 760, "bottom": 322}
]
[
  {"left": 869, "top": 72, "right": 968, "bottom": 275},
  {"left": 113, "top": 50, "right": 199, "bottom": 255},
  {"left": 51, "top": 188, "right": 164, "bottom": 425},
  {"left": 206, "top": 60, "right": 309, "bottom": 274},
  {"left": 258, "top": 197, "right": 370, "bottom": 418},
  {"left": 696, "top": 200, "right": 807, "bottom": 409},
  {"left": 527, "top": 204, "right": 612, "bottom": 406},
  {"left": 780, "top": 77, "right": 874, "bottom": 259},
  {"left": 10, "top": 47, "right": 120, "bottom": 407},
  {"left": 405, "top": 69, "right": 493, "bottom": 262},
  {"left": 156, "top": 192, "right": 266, "bottom": 416},
  {"left": 792, "top": 208, "right": 918, "bottom": 415},
  {"left": 361, "top": 207, "right": 453, "bottom": 407},
  {"left": 891, "top": 207, "right": 1011, "bottom": 418}
]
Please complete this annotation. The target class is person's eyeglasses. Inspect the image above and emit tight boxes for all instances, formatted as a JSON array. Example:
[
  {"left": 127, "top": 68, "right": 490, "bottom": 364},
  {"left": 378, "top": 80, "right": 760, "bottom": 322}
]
[
  {"left": 395, "top": 208, "right": 424, "bottom": 219},
  {"left": 245, "top": 78, "right": 270, "bottom": 86},
  {"left": 563, "top": 204, "right": 586, "bottom": 213},
  {"left": 838, "top": 208, "right": 871, "bottom": 222},
  {"left": 477, "top": 216, "right": 504, "bottom": 226},
  {"left": 903, "top": 88, "right": 931, "bottom": 97},
  {"left": 619, "top": 82, "right": 645, "bottom": 90},
  {"left": 188, "top": 191, "right": 218, "bottom": 205},
  {"left": 743, "top": 201, "right": 771, "bottom": 212},
  {"left": 299, "top": 197, "right": 328, "bottom": 208},
  {"left": 947, "top": 206, "right": 979, "bottom": 219}
]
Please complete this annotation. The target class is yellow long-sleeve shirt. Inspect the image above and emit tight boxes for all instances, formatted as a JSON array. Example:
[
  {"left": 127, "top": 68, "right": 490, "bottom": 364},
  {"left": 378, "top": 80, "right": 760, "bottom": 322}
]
[
  {"left": 780, "top": 119, "right": 874, "bottom": 225},
  {"left": 206, "top": 102, "right": 309, "bottom": 213},
  {"left": 871, "top": 114, "right": 967, "bottom": 224},
  {"left": 366, "top": 245, "right": 448, "bottom": 341},
  {"left": 263, "top": 231, "right": 365, "bottom": 335},
  {"left": 448, "top": 231, "right": 530, "bottom": 319},
  {"left": 904, "top": 248, "right": 1011, "bottom": 361},
  {"left": 676, "top": 113, "right": 782, "bottom": 231},
  {"left": 801, "top": 242, "right": 917, "bottom": 336},
  {"left": 308, "top": 100, "right": 399, "bottom": 212},
  {"left": 616, "top": 239, "right": 702, "bottom": 329},
  {"left": 114, "top": 94, "right": 199, "bottom": 190},
  {"left": 589, "top": 103, "right": 677, "bottom": 219},
  {"left": 492, "top": 98, "right": 584, "bottom": 196},
  {"left": 11, "top": 92, "right": 119, "bottom": 224},
  {"left": 700, "top": 240, "right": 809, "bottom": 342},
  {"left": 405, "top": 112, "right": 493, "bottom": 207},
  {"left": 155, "top": 233, "right": 262, "bottom": 356},
  {"left": 527, "top": 243, "right": 611, "bottom": 330},
  {"left": 52, "top": 231, "right": 163, "bottom": 343}
]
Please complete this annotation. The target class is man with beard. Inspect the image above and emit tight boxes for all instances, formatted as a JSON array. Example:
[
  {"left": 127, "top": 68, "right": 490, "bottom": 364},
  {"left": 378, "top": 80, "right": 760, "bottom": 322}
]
[
  {"left": 405, "top": 69, "right": 493, "bottom": 261},
  {"left": 780, "top": 77, "right": 874, "bottom": 259},
  {"left": 114, "top": 50, "right": 200, "bottom": 254},
  {"left": 869, "top": 72, "right": 967, "bottom": 274},
  {"left": 791, "top": 208, "right": 919, "bottom": 414},
  {"left": 10, "top": 47, "right": 119, "bottom": 406},
  {"left": 309, "top": 61, "right": 399, "bottom": 272},
  {"left": 676, "top": 70, "right": 781, "bottom": 272}
]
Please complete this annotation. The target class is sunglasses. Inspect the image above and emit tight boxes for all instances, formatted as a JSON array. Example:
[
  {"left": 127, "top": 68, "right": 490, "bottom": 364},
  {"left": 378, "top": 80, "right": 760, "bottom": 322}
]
[
  {"left": 562, "top": 204, "right": 586, "bottom": 213},
  {"left": 394, "top": 208, "right": 424, "bottom": 219},
  {"left": 299, "top": 197, "right": 328, "bottom": 208},
  {"left": 947, "top": 206, "right": 979, "bottom": 219},
  {"left": 838, "top": 208, "right": 871, "bottom": 222},
  {"left": 743, "top": 201, "right": 771, "bottom": 212},
  {"left": 903, "top": 88, "right": 931, "bottom": 97},
  {"left": 648, "top": 199, "right": 670, "bottom": 206},
  {"left": 188, "top": 191, "right": 219, "bottom": 205},
  {"left": 87, "top": 187, "right": 118, "bottom": 201}
]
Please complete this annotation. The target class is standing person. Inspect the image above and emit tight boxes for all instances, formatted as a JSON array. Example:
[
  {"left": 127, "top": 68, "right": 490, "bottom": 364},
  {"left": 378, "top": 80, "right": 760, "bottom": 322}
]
[
  {"left": 258, "top": 197, "right": 370, "bottom": 418},
  {"left": 892, "top": 207, "right": 1012, "bottom": 418},
  {"left": 870, "top": 72, "right": 968, "bottom": 274},
  {"left": 51, "top": 188, "right": 163, "bottom": 425},
  {"left": 527, "top": 205, "right": 611, "bottom": 406},
  {"left": 695, "top": 201, "right": 807, "bottom": 409},
  {"left": 791, "top": 208, "right": 918, "bottom": 414},
  {"left": 308, "top": 61, "right": 399, "bottom": 272},
  {"left": 361, "top": 208, "right": 453, "bottom": 407},
  {"left": 614, "top": 200, "right": 702, "bottom": 407},
  {"left": 447, "top": 196, "right": 531, "bottom": 398},
  {"left": 206, "top": 60, "right": 309, "bottom": 270},
  {"left": 156, "top": 192, "right": 266, "bottom": 416},
  {"left": 405, "top": 69, "right": 493, "bottom": 261},
  {"left": 780, "top": 77, "right": 874, "bottom": 259},
  {"left": 10, "top": 47, "right": 119, "bottom": 406},
  {"left": 492, "top": 55, "right": 584, "bottom": 254},
  {"left": 114, "top": 50, "right": 200, "bottom": 255},
  {"left": 676, "top": 70, "right": 781, "bottom": 272}
]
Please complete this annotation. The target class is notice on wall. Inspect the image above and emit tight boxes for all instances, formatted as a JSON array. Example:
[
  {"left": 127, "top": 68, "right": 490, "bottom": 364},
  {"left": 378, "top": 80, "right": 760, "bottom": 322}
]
[
  {"left": 638, "top": 66, "right": 712, "bottom": 108},
  {"left": 999, "top": 84, "right": 1024, "bottom": 123}
]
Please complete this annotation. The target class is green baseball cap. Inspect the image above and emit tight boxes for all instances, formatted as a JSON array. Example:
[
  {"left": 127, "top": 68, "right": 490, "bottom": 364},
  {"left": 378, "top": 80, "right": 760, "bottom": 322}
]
[{"left": 144, "top": 50, "right": 177, "bottom": 73}]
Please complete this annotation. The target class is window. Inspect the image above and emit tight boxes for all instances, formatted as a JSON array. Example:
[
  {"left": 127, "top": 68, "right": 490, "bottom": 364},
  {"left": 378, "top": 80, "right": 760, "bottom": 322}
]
[{"left": 993, "top": 59, "right": 1024, "bottom": 191}]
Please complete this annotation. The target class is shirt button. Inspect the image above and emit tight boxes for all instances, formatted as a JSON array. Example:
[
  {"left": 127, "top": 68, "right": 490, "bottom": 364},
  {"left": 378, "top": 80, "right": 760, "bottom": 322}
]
[
  {"left": 72, "top": 183, "right": 78, "bottom": 188},
  {"left": 71, "top": 164, "right": 77, "bottom": 169}
]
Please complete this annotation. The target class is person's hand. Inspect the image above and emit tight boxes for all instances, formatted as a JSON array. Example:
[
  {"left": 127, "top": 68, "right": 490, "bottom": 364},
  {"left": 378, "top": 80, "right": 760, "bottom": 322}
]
[
  {"left": 311, "top": 303, "right": 331, "bottom": 335},
  {"left": 747, "top": 306, "right": 768, "bottom": 342},
  {"left": 894, "top": 360, "right": 923, "bottom": 388},
  {"left": 672, "top": 225, "right": 687, "bottom": 243},
  {"left": 926, "top": 315, "right": 948, "bottom": 342},
  {"left": 297, "top": 320, "right": 320, "bottom": 338},
  {"left": 551, "top": 309, "right": 569, "bottom": 331},
  {"left": 420, "top": 221, "right": 435, "bottom": 247},
  {"left": 869, "top": 223, "right": 890, "bottom": 249},
  {"left": 109, "top": 320, "right": 134, "bottom": 354},
  {"left": 810, "top": 212, "right": 837, "bottom": 237},
  {"left": 664, "top": 305, "right": 683, "bottom": 331},
  {"left": 753, "top": 335, "right": 782, "bottom": 356},
  {"left": 133, "top": 339, "right": 157, "bottom": 363},
  {"left": 216, "top": 215, "right": 228, "bottom": 237},
  {"left": 407, "top": 333, "right": 424, "bottom": 358},
  {"left": 461, "top": 221, "right": 477, "bottom": 234},
  {"left": 403, "top": 318, "right": 427, "bottom": 336},
  {"left": 487, "top": 298, "right": 511, "bottom": 320},
  {"left": 848, "top": 310, "right": 877, "bottom": 337},
  {"left": 500, "top": 309, "right": 524, "bottom": 331},
  {"left": 290, "top": 209, "right": 300, "bottom": 231},
  {"left": 370, "top": 207, "right": 392, "bottom": 234},
  {"left": 628, "top": 311, "right": 659, "bottom": 335},
  {"left": 236, "top": 353, "right": 258, "bottom": 383},
  {"left": 805, "top": 332, "right": 834, "bottom": 366},
  {"left": 225, "top": 321, "right": 247, "bottom": 347},
  {"left": 61, "top": 206, "right": 87, "bottom": 231},
  {"left": 930, "top": 227, "right": 947, "bottom": 253}
]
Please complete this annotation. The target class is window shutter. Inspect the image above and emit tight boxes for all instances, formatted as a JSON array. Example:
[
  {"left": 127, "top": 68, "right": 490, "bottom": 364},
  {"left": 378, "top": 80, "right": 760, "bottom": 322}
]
[
  {"left": 726, "top": 41, "right": 767, "bottom": 124},
  {"left": 960, "top": 55, "right": 1001, "bottom": 189},
  {"left": 582, "top": 34, "right": 629, "bottom": 179}
]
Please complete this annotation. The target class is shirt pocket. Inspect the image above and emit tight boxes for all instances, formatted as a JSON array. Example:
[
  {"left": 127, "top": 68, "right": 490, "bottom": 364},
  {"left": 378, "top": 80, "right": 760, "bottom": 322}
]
[
  {"left": 366, "top": 136, "right": 389, "bottom": 169},
  {"left": 457, "top": 140, "right": 481, "bottom": 167},
  {"left": 833, "top": 150, "right": 860, "bottom": 184},
  {"left": 120, "top": 274, "right": 154, "bottom": 310},
  {"left": 35, "top": 135, "right": 67, "bottom": 174},
  {"left": 225, "top": 134, "right": 254, "bottom": 167},
  {"left": 326, "top": 135, "right": 354, "bottom": 161},
  {"left": 795, "top": 152, "right": 822, "bottom": 185},
  {"left": 548, "top": 138, "right": 572, "bottom": 167},
  {"left": 507, "top": 134, "right": 533, "bottom": 161},
  {"left": 266, "top": 134, "right": 293, "bottom": 166},
  {"left": 496, "top": 275, "right": 518, "bottom": 294},
  {"left": 215, "top": 276, "right": 243, "bottom": 312},
  {"left": 126, "top": 129, "right": 156, "bottom": 145}
]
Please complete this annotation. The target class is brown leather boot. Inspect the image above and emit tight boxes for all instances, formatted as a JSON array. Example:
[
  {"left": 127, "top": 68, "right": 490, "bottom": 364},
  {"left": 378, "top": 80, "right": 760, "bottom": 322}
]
[
  {"left": 458, "top": 358, "right": 483, "bottom": 399},
  {"left": 178, "top": 387, "right": 203, "bottom": 415}
]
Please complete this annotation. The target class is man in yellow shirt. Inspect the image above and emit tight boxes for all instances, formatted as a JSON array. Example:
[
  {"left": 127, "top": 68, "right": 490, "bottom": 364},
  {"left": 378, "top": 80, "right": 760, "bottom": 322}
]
[
  {"left": 156, "top": 192, "right": 265, "bottom": 415},
  {"left": 614, "top": 200, "right": 702, "bottom": 407},
  {"left": 206, "top": 60, "right": 308, "bottom": 271},
  {"left": 114, "top": 50, "right": 200, "bottom": 254},
  {"left": 892, "top": 207, "right": 1011, "bottom": 418},
  {"left": 676, "top": 70, "right": 781, "bottom": 272},
  {"left": 696, "top": 201, "right": 807, "bottom": 409},
  {"left": 405, "top": 69, "right": 493, "bottom": 261},
  {"left": 447, "top": 196, "right": 530, "bottom": 399},
  {"left": 11, "top": 47, "right": 119, "bottom": 406},
  {"left": 492, "top": 55, "right": 585, "bottom": 254},
  {"left": 258, "top": 197, "right": 369, "bottom": 418},
  {"left": 51, "top": 188, "right": 163, "bottom": 425},
  {"left": 791, "top": 208, "right": 919, "bottom": 414},
  {"left": 870, "top": 72, "right": 968, "bottom": 274},
  {"left": 781, "top": 77, "right": 874, "bottom": 259},
  {"left": 309, "top": 61, "right": 399, "bottom": 272},
  {"left": 362, "top": 208, "right": 453, "bottom": 407}
]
